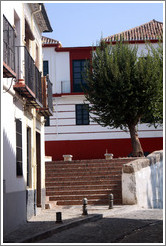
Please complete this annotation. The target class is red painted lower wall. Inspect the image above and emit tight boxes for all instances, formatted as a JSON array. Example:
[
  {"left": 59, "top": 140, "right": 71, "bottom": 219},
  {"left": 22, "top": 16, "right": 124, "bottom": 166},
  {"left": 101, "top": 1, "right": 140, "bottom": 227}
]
[{"left": 45, "top": 138, "right": 163, "bottom": 161}]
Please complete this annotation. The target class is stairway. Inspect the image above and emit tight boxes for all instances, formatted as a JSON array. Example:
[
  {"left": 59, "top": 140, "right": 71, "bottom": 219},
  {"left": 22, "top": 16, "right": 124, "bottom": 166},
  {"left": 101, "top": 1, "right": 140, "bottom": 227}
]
[{"left": 45, "top": 158, "right": 133, "bottom": 206}]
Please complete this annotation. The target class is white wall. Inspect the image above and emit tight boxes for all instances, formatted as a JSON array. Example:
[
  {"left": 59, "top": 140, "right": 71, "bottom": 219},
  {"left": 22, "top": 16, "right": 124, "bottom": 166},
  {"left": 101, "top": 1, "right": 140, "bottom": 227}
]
[
  {"left": 3, "top": 2, "right": 48, "bottom": 234},
  {"left": 2, "top": 2, "right": 23, "bottom": 25},
  {"left": 3, "top": 92, "right": 26, "bottom": 193},
  {"left": 136, "top": 42, "right": 159, "bottom": 56},
  {"left": 45, "top": 94, "right": 162, "bottom": 142},
  {"left": 43, "top": 48, "right": 70, "bottom": 94},
  {"left": 122, "top": 150, "right": 163, "bottom": 208}
]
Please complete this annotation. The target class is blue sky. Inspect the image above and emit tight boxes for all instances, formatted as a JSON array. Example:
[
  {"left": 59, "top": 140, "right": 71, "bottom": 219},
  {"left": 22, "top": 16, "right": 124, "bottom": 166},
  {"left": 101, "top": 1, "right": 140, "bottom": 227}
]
[{"left": 43, "top": 1, "right": 164, "bottom": 47}]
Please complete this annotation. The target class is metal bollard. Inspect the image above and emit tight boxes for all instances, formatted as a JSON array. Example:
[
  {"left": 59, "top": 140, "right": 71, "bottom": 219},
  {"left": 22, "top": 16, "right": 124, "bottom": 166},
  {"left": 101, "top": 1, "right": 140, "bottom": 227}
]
[
  {"left": 82, "top": 198, "right": 88, "bottom": 215},
  {"left": 56, "top": 212, "right": 62, "bottom": 223},
  {"left": 108, "top": 193, "right": 114, "bottom": 209}
]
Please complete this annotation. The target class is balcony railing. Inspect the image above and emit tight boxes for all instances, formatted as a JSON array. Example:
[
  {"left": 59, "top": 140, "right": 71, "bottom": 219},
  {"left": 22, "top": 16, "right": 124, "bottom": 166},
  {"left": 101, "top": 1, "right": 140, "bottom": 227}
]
[
  {"left": 13, "top": 46, "right": 43, "bottom": 108},
  {"left": 35, "top": 66, "right": 42, "bottom": 105},
  {"left": 47, "top": 76, "right": 53, "bottom": 113},
  {"left": 38, "top": 75, "right": 53, "bottom": 116},
  {"left": 3, "top": 15, "right": 16, "bottom": 78}
]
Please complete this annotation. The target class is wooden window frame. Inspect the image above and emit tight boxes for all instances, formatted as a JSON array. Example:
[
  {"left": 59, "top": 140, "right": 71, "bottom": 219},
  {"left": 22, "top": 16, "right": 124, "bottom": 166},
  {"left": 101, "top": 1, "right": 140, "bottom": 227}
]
[
  {"left": 76, "top": 104, "right": 89, "bottom": 125},
  {"left": 72, "top": 59, "right": 88, "bottom": 93}
]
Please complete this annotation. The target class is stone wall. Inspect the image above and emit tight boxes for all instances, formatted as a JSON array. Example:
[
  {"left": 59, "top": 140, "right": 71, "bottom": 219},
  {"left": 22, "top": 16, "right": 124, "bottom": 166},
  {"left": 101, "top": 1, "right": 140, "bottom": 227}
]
[{"left": 122, "top": 150, "right": 163, "bottom": 208}]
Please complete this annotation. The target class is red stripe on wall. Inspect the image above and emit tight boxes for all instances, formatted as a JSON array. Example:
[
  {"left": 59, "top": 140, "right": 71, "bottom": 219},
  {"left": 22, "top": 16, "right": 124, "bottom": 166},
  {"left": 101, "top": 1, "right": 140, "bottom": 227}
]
[{"left": 45, "top": 137, "right": 163, "bottom": 161}]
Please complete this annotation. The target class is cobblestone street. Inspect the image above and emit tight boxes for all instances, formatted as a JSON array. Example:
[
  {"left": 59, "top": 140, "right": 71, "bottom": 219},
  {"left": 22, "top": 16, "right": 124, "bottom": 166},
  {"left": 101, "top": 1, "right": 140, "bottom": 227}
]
[{"left": 36, "top": 208, "right": 163, "bottom": 243}]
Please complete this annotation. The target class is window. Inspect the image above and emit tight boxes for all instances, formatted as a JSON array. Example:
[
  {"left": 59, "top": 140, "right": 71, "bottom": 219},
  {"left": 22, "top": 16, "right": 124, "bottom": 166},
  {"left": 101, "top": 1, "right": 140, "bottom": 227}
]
[
  {"left": 43, "top": 60, "right": 49, "bottom": 76},
  {"left": 76, "top": 104, "right": 89, "bottom": 125},
  {"left": 73, "top": 59, "right": 88, "bottom": 92},
  {"left": 25, "top": 18, "right": 35, "bottom": 52},
  {"left": 16, "top": 119, "right": 23, "bottom": 176}
]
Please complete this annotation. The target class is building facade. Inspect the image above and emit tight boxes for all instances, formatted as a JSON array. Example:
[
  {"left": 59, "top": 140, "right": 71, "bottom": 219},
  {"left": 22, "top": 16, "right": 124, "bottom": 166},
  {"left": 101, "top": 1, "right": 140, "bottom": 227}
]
[
  {"left": 2, "top": 3, "right": 53, "bottom": 234},
  {"left": 42, "top": 20, "right": 163, "bottom": 161}
]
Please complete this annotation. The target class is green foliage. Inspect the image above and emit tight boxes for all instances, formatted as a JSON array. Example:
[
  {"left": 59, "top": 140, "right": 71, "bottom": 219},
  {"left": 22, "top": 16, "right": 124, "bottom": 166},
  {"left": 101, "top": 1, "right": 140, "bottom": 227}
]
[
  {"left": 84, "top": 40, "right": 163, "bottom": 131},
  {"left": 139, "top": 42, "right": 163, "bottom": 126}
]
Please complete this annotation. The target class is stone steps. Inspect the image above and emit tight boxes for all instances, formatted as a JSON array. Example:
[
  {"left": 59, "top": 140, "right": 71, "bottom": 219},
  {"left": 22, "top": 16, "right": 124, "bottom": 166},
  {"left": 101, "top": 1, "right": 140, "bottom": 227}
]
[
  {"left": 46, "top": 175, "right": 121, "bottom": 182},
  {"left": 46, "top": 188, "right": 121, "bottom": 196},
  {"left": 46, "top": 184, "right": 120, "bottom": 191},
  {"left": 46, "top": 179, "right": 122, "bottom": 187},
  {"left": 46, "top": 170, "right": 122, "bottom": 176},
  {"left": 50, "top": 198, "right": 123, "bottom": 206},
  {"left": 45, "top": 158, "right": 134, "bottom": 206}
]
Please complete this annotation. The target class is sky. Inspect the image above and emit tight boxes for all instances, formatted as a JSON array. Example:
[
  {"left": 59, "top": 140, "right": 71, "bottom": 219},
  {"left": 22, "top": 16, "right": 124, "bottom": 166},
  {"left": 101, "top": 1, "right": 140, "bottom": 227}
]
[{"left": 43, "top": 1, "right": 164, "bottom": 47}]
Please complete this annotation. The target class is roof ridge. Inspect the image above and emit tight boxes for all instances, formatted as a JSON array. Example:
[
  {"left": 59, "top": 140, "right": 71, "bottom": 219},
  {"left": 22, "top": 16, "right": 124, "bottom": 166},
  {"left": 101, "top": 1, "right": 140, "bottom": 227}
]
[{"left": 104, "top": 19, "right": 163, "bottom": 42}]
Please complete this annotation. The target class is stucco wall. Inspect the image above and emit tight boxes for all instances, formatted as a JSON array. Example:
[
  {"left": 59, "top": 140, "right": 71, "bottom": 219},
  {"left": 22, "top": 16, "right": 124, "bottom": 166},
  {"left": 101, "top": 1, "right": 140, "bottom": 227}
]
[
  {"left": 122, "top": 150, "right": 163, "bottom": 208},
  {"left": 42, "top": 48, "right": 70, "bottom": 94},
  {"left": 3, "top": 2, "right": 47, "bottom": 234}
]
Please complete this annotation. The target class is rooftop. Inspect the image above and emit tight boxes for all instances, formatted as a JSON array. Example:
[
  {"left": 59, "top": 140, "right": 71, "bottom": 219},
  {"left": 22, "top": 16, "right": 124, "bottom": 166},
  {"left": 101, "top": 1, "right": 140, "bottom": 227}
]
[
  {"left": 42, "top": 36, "right": 62, "bottom": 47},
  {"left": 103, "top": 19, "right": 163, "bottom": 42}
]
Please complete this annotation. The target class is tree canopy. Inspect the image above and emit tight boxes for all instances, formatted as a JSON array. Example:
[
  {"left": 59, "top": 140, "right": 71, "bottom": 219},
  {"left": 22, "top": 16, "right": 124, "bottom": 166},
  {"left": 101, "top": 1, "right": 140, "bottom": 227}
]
[{"left": 83, "top": 40, "right": 163, "bottom": 157}]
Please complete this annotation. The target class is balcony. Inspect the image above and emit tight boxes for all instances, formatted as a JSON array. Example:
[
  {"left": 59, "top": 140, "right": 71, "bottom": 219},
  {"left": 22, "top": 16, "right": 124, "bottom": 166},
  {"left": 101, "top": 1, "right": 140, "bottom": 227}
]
[
  {"left": 3, "top": 15, "right": 16, "bottom": 78},
  {"left": 38, "top": 76, "right": 53, "bottom": 117},
  {"left": 13, "top": 46, "right": 43, "bottom": 108}
]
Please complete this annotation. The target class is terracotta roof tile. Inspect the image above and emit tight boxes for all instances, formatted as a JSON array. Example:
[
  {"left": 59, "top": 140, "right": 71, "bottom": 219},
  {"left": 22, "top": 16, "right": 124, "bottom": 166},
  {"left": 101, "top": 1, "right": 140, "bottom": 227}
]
[
  {"left": 103, "top": 19, "right": 163, "bottom": 42},
  {"left": 42, "top": 36, "right": 62, "bottom": 47}
]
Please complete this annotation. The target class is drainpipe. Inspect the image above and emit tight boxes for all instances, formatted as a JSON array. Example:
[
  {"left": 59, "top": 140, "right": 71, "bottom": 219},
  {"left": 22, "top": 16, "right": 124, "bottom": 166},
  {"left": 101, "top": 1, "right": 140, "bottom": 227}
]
[
  {"left": 30, "top": 4, "right": 42, "bottom": 196},
  {"left": 31, "top": 4, "right": 42, "bottom": 17}
]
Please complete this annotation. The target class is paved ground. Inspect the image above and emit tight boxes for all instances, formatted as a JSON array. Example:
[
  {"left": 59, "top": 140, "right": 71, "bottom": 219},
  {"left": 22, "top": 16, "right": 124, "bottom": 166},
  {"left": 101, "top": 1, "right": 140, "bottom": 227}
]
[{"left": 3, "top": 205, "right": 163, "bottom": 244}]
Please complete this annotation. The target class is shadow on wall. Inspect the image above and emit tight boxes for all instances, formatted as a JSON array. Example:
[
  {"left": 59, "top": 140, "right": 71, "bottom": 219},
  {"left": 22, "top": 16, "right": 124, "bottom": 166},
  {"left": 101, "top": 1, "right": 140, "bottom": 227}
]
[
  {"left": 3, "top": 129, "right": 16, "bottom": 191},
  {"left": 3, "top": 129, "right": 27, "bottom": 235},
  {"left": 147, "top": 160, "right": 163, "bottom": 209}
]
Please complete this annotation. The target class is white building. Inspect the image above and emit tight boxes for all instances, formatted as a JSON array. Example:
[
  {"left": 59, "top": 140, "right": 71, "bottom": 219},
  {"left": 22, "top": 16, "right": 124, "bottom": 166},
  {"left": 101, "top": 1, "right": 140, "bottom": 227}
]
[
  {"left": 2, "top": 2, "right": 53, "bottom": 234},
  {"left": 42, "top": 19, "right": 163, "bottom": 161}
]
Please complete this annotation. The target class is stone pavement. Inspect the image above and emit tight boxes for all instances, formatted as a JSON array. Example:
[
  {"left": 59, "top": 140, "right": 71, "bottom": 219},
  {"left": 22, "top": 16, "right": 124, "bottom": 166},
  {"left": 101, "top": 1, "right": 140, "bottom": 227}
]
[{"left": 3, "top": 205, "right": 163, "bottom": 243}]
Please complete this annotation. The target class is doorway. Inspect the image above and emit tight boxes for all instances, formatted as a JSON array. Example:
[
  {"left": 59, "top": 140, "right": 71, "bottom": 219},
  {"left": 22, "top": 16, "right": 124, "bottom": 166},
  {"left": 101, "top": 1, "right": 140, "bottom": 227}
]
[
  {"left": 27, "top": 127, "right": 31, "bottom": 187},
  {"left": 36, "top": 132, "right": 41, "bottom": 207}
]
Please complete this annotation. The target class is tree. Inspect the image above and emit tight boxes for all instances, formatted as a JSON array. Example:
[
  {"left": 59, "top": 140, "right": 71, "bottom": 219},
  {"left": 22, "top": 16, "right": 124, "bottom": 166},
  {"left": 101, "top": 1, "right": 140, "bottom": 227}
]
[{"left": 83, "top": 40, "right": 163, "bottom": 157}]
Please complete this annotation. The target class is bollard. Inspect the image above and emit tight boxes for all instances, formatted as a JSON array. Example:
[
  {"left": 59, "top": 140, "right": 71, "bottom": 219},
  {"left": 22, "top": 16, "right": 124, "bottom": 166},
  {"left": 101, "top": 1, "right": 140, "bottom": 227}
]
[
  {"left": 82, "top": 198, "right": 88, "bottom": 215},
  {"left": 56, "top": 212, "right": 62, "bottom": 223},
  {"left": 108, "top": 193, "right": 114, "bottom": 209}
]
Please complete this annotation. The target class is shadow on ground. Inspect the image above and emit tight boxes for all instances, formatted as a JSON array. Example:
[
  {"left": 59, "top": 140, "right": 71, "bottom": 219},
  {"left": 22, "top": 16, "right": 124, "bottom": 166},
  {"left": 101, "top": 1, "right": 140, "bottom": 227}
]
[{"left": 26, "top": 217, "right": 163, "bottom": 243}]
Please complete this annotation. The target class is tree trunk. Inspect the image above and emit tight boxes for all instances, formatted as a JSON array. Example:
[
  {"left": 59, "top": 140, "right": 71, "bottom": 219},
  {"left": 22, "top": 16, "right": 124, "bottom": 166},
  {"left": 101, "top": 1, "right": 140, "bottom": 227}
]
[{"left": 128, "top": 124, "right": 144, "bottom": 157}]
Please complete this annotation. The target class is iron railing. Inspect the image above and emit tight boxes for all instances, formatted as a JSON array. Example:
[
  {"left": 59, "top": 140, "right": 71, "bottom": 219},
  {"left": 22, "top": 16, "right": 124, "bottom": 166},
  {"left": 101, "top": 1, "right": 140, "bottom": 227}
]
[
  {"left": 15, "top": 46, "right": 43, "bottom": 105},
  {"left": 24, "top": 46, "right": 35, "bottom": 93},
  {"left": 35, "top": 66, "right": 42, "bottom": 105},
  {"left": 3, "top": 15, "right": 15, "bottom": 72},
  {"left": 46, "top": 76, "right": 53, "bottom": 113}
]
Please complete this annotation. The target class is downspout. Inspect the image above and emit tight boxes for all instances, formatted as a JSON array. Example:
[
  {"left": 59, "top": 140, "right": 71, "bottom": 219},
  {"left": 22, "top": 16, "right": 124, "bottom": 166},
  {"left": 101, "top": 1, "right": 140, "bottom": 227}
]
[
  {"left": 31, "top": 5, "right": 41, "bottom": 208},
  {"left": 31, "top": 4, "right": 42, "bottom": 17},
  {"left": 30, "top": 4, "right": 42, "bottom": 210}
]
